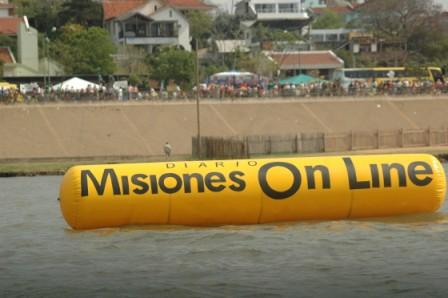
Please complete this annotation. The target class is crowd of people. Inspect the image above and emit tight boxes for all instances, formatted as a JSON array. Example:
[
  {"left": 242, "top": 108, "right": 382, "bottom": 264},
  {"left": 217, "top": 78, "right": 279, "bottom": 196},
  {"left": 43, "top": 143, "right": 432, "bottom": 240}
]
[
  {"left": 1, "top": 78, "right": 448, "bottom": 103},
  {"left": 277, "top": 79, "right": 446, "bottom": 98}
]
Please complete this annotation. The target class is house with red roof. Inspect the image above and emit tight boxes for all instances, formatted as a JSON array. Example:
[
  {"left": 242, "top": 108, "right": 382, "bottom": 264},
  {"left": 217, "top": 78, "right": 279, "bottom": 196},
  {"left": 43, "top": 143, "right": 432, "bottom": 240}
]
[
  {"left": 267, "top": 50, "right": 344, "bottom": 79},
  {"left": 0, "top": 47, "right": 15, "bottom": 64},
  {"left": 102, "top": 0, "right": 213, "bottom": 53},
  {"left": 0, "top": 0, "right": 15, "bottom": 17},
  {"left": 0, "top": 0, "right": 19, "bottom": 36},
  {"left": 0, "top": 16, "right": 20, "bottom": 36},
  {"left": 0, "top": 0, "right": 64, "bottom": 81}
]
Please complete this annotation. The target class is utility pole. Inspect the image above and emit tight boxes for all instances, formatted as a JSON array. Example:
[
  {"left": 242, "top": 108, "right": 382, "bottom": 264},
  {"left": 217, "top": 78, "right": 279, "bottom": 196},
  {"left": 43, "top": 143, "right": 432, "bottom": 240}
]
[
  {"left": 46, "top": 27, "right": 56, "bottom": 94},
  {"left": 47, "top": 37, "right": 51, "bottom": 89},
  {"left": 195, "top": 38, "right": 201, "bottom": 159},
  {"left": 44, "top": 38, "right": 48, "bottom": 92}
]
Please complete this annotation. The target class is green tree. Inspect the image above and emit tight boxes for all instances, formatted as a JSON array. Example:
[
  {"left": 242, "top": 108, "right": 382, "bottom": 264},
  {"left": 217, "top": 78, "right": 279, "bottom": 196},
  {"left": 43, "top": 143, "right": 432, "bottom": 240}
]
[
  {"left": 115, "top": 45, "right": 151, "bottom": 87},
  {"left": 359, "top": 0, "right": 436, "bottom": 48},
  {"left": 51, "top": 24, "right": 116, "bottom": 75},
  {"left": 0, "top": 35, "right": 17, "bottom": 58},
  {"left": 236, "top": 52, "right": 277, "bottom": 77},
  {"left": 358, "top": 0, "right": 441, "bottom": 65},
  {"left": 334, "top": 49, "right": 377, "bottom": 68},
  {"left": 212, "top": 13, "right": 241, "bottom": 39},
  {"left": 312, "top": 11, "right": 345, "bottom": 29},
  {"left": 12, "top": 0, "right": 63, "bottom": 33},
  {"left": 253, "top": 24, "right": 300, "bottom": 44},
  {"left": 409, "top": 28, "right": 448, "bottom": 66},
  {"left": 147, "top": 47, "right": 194, "bottom": 88},
  {"left": 186, "top": 10, "right": 212, "bottom": 48},
  {"left": 203, "top": 64, "right": 226, "bottom": 78},
  {"left": 59, "top": 0, "right": 103, "bottom": 27}
]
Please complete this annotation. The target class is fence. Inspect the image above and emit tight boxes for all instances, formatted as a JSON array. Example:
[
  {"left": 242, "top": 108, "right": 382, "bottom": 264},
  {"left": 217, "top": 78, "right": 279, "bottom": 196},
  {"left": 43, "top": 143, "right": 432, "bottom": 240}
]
[{"left": 193, "top": 128, "right": 448, "bottom": 159}]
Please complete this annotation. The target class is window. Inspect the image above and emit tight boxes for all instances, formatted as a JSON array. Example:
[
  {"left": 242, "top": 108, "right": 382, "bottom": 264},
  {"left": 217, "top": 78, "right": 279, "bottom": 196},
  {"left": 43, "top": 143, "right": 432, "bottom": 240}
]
[
  {"left": 310, "top": 34, "right": 324, "bottom": 42},
  {"left": 125, "top": 23, "right": 136, "bottom": 37},
  {"left": 124, "top": 20, "right": 148, "bottom": 37},
  {"left": 326, "top": 34, "right": 338, "bottom": 42},
  {"left": 279, "top": 3, "right": 299, "bottom": 13},
  {"left": 151, "top": 23, "right": 176, "bottom": 37},
  {"left": 255, "top": 4, "right": 276, "bottom": 13},
  {"left": 136, "top": 24, "right": 147, "bottom": 37},
  {"left": 151, "top": 23, "right": 160, "bottom": 37},
  {"left": 345, "top": 70, "right": 372, "bottom": 79}
]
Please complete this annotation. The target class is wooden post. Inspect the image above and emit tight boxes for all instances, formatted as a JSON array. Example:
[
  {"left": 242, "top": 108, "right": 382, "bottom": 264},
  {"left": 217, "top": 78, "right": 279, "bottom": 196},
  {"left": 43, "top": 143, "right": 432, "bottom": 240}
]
[
  {"left": 444, "top": 127, "right": 448, "bottom": 146},
  {"left": 427, "top": 127, "right": 432, "bottom": 146},
  {"left": 350, "top": 130, "right": 354, "bottom": 151},
  {"left": 295, "top": 134, "right": 300, "bottom": 153},
  {"left": 323, "top": 133, "right": 327, "bottom": 153},
  {"left": 399, "top": 128, "right": 404, "bottom": 148},
  {"left": 268, "top": 136, "right": 272, "bottom": 154},
  {"left": 376, "top": 129, "right": 381, "bottom": 149},
  {"left": 291, "top": 134, "right": 297, "bottom": 153}
]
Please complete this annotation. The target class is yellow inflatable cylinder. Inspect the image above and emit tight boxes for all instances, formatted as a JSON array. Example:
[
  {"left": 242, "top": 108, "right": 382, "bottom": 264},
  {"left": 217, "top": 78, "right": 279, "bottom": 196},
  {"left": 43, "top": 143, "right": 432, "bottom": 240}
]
[{"left": 59, "top": 154, "right": 446, "bottom": 230}]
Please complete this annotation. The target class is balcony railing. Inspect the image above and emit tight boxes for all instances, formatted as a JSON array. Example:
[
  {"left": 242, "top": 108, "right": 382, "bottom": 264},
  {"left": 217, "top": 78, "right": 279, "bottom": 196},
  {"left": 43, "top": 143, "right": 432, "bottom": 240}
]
[
  {"left": 119, "top": 31, "right": 178, "bottom": 39},
  {"left": 278, "top": 8, "right": 300, "bottom": 13},
  {"left": 255, "top": 8, "right": 276, "bottom": 13}
]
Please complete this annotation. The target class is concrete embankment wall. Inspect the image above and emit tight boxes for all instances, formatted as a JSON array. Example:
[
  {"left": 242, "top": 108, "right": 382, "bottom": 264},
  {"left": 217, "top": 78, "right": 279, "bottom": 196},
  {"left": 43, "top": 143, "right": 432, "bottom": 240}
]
[{"left": 1, "top": 96, "right": 448, "bottom": 160}]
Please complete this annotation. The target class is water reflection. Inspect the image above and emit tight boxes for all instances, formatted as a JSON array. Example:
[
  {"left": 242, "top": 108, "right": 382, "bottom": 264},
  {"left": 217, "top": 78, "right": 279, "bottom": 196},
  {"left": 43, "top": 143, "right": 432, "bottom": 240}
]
[{"left": 0, "top": 173, "right": 447, "bottom": 297}]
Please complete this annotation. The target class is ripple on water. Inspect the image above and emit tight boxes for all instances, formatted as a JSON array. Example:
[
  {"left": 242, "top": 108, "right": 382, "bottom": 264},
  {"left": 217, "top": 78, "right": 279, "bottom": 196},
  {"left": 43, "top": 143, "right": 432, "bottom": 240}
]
[{"left": 0, "top": 174, "right": 448, "bottom": 297}]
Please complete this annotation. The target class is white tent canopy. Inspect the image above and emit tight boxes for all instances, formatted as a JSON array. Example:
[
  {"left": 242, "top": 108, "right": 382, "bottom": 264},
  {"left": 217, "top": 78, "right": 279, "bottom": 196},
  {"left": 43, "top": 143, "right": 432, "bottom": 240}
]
[
  {"left": 51, "top": 77, "right": 102, "bottom": 91},
  {"left": 212, "top": 71, "right": 255, "bottom": 77}
]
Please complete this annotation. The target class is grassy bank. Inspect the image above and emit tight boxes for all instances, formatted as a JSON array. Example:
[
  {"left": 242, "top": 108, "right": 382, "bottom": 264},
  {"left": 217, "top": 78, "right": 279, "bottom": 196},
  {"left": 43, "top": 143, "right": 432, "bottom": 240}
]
[
  {"left": 0, "top": 158, "right": 150, "bottom": 177},
  {"left": 1, "top": 147, "right": 447, "bottom": 177},
  {"left": 0, "top": 154, "right": 193, "bottom": 177}
]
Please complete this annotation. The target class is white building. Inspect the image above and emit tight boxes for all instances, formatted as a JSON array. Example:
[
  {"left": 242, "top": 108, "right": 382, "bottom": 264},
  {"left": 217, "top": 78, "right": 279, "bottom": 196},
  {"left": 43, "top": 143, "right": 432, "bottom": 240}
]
[
  {"left": 102, "top": 0, "right": 213, "bottom": 53},
  {"left": 0, "top": 0, "right": 14, "bottom": 17},
  {"left": 235, "top": 0, "right": 310, "bottom": 25},
  {"left": 309, "top": 28, "right": 361, "bottom": 45},
  {"left": 235, "top": 0, "right": 311, "bottom": 47}
]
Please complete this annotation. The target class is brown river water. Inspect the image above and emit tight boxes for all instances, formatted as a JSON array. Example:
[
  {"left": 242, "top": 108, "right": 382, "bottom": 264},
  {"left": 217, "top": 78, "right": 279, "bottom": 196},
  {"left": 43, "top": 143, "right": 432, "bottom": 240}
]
[{"left": 1, "top": 166, "right": 448, "bottom": 298}]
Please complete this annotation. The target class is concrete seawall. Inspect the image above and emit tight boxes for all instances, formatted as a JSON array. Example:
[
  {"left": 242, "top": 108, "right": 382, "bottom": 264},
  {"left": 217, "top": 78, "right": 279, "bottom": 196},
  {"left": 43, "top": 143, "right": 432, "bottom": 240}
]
[{"left": 1, "top": 96, "right": 448, "bottom": 160}]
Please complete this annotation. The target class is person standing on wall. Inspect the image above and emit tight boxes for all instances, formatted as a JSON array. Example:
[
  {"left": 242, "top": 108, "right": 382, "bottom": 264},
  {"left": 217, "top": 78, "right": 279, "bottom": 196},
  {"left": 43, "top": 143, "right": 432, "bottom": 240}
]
[{"left": 164, "top": 142, "right": 172, "bottom": 159}]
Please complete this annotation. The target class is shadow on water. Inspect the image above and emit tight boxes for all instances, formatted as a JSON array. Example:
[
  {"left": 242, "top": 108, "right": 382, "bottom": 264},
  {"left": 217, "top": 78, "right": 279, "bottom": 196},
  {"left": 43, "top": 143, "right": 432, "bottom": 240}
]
[
  {"left": 62, "top": 211, "right": 448, "bottom": 235},
  {"left": 354, "top": 212, "right": 448, "bottom": 225},
  {"left": 63, "top": 224, "right": 266, "bottom": 235}
]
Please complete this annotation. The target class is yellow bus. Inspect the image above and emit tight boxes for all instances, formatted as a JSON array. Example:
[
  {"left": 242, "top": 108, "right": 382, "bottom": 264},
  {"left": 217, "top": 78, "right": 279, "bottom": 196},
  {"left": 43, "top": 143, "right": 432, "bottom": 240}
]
[{"left": 332, "top": 67, "right": 445, "bottom": 89}]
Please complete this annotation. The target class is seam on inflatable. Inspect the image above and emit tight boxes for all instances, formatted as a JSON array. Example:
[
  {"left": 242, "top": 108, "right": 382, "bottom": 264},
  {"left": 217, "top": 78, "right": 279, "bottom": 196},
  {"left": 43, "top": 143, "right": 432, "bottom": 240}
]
[
  {"left": 347, "top": 192, "right": 354, "bottom": 219},
  {"left": 257, "top": 193, "right": 263, "bottom": 224},
  {"left": 167, "top": 195, "right": 172, "bottom": 224},
  {"left": 73, "top": 171, "right": 81, "bottom": 229},
  {"left": 435, "top": 158, "right": 447, "bottom": 210}
]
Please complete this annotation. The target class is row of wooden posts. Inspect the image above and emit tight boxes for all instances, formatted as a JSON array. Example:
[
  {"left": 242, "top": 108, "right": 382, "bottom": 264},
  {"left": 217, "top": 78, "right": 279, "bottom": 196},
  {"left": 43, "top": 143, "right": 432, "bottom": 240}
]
[{"left": 192, "top": 128, "right": 448, "bottom": 159}]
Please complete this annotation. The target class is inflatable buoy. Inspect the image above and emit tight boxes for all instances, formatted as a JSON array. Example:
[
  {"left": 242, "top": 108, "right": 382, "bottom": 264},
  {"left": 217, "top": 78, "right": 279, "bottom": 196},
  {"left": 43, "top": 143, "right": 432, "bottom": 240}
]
[{"left": 59, "top": 154, "right": 446, "bottom": 230}]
